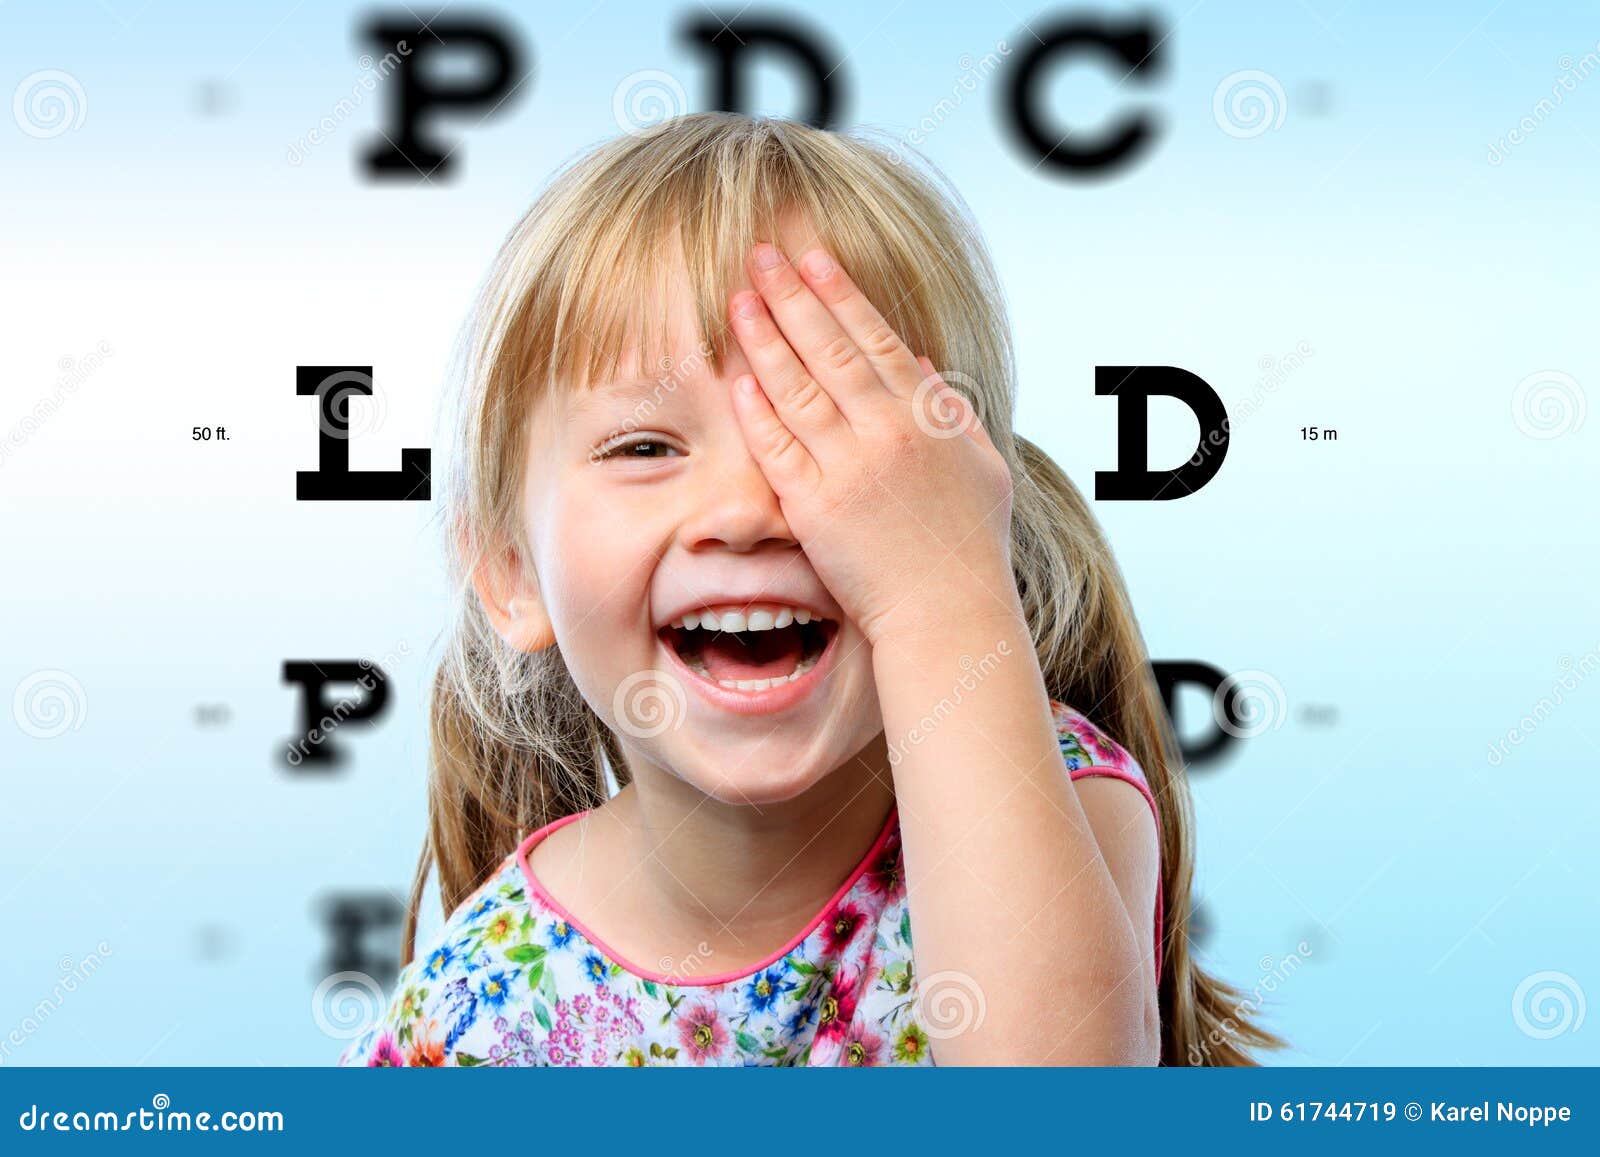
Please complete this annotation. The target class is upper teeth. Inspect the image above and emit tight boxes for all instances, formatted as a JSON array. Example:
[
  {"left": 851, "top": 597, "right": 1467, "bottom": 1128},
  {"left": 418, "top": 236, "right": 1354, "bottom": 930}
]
[{"left": 669, "top": 605, "right": 814, "bottom": 632}]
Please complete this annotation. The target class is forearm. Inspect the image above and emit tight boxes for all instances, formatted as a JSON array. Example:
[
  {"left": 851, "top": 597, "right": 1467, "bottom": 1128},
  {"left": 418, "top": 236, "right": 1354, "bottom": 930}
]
[{"left": 873, "top": 605, "right": 1150, "bottom": 1065}]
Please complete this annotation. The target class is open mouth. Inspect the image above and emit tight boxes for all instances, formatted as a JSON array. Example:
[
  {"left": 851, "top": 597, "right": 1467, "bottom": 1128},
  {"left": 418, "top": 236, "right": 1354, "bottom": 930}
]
[{"left": 658, "top": 605, "right": 838, "bottom": 692}]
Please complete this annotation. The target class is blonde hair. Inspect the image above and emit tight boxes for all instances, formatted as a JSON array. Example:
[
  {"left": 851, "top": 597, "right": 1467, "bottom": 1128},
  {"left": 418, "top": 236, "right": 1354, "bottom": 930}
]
[{"left": 411, "top": 111, "right": 1284, "bottom": 1066}]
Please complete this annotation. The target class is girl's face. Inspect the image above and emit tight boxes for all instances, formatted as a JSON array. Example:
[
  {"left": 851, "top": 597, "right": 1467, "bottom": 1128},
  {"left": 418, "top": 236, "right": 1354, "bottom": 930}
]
[{"left": 518, "top": 247, "right": 884, "bottom": 804}]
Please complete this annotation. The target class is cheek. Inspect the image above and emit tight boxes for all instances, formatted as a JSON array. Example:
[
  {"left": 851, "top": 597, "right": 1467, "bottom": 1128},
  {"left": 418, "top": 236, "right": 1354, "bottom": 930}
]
[{"left": 536, "top": 482, "right": 666, "bottom": 664}]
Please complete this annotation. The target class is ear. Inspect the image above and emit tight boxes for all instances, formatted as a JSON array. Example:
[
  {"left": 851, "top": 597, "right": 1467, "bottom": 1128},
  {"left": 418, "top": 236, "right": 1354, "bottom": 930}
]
[{"left": 470, "top": 538, "right": 557, "bottom": 654}]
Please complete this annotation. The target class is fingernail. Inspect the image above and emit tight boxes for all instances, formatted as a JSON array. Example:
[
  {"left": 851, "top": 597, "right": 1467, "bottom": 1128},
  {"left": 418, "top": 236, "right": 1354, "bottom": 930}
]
[
  {"left": 753, "top": 244, "right": 784, "bottom": 270},
  {"left": 736, "top": 375, "right": 759, "bottom": 396},
  {"left": 802, "top": 250, "right": 834, "bottom": 279},
  {"left": 734, "top": 293, "right": 761, "bottom": 319}
]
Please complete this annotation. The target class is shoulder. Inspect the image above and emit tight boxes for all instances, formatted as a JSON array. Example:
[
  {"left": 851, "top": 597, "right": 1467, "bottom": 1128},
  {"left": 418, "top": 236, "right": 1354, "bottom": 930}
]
[
  {"left": 1043, "top": 697, "right": 1158, "bottom": 832},
  {"left": 1049, "top": 699, "right": 1164, "bottom": 984},
  {"left": 1050, "top": 701, "right": 1145, "bottom": 780},
  {"left": 336, "top": 849, "right": 537, "bottom": 1067}
]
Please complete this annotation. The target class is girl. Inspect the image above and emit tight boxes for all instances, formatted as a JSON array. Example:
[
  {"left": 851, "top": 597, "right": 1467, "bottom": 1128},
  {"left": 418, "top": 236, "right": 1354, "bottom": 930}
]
[{"left": 339, "top": 112, "right": 1281, "bottom": 1067}]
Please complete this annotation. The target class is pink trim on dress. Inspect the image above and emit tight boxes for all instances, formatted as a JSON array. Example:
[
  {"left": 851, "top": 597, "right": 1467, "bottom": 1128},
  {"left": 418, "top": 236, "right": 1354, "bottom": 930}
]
[
  {"left": 515, "top": 803, "right": 901, "bottom": 989},
  {"left": 1069, "top": 765, "right": 1166, "bottom": 987}
]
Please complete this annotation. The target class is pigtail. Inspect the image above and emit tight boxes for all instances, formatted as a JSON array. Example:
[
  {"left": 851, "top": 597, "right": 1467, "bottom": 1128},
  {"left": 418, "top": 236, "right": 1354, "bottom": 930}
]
[
  {"left": 1011, "top": 435, "right": 1286, "bottom": 1065},
  {"left": 404, "top": 609, "right": 623, "bottom": 966}
]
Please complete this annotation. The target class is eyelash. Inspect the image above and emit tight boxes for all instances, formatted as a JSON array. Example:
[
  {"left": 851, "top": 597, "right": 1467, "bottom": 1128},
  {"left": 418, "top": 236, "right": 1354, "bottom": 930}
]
[{"left": 594, "top": 435, "right": 680, "bottom": 461}]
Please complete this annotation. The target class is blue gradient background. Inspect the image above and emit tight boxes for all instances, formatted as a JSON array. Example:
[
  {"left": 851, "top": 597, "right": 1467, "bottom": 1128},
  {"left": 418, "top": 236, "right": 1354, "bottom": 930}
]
[{"left": 1, "top": 1, "right": 1596, "bottom": 1066}]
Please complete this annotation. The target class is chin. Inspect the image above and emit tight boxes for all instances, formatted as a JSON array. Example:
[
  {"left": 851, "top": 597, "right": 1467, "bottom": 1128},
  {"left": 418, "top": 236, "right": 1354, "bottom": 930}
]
[
  {"left": 679, "top": 763, "right": 835, "bottom": 807},
  {"left": 642, "top": 685, "right": 885, "bottom": 808}
]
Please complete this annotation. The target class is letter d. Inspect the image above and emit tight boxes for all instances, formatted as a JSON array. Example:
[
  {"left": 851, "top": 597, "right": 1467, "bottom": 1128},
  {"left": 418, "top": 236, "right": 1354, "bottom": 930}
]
[{"left": 1095, "top": 366, "right": 1228, "bottom": 500}]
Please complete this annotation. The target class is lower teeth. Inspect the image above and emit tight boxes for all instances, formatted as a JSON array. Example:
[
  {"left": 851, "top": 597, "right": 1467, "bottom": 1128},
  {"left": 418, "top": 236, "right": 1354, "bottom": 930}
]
[{"left": 685, "top": 653, "right": 819, "bottom": 691}]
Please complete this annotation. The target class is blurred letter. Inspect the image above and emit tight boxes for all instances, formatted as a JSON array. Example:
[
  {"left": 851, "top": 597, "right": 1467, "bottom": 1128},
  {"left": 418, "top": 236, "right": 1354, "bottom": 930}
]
[
  {"left": 282, "top": 660, "right": 391, "bottom": 771},
  {"left": 1152, "top": 660, "right": 1237, "bottom": 769},
  {"left": 1002, "top": 14, "right": 1165, "bottom": 175},
  {"left": 681, "top": 13, "right": 843, "bottom": 127},
  {"left": 362, "top": 15, "right": 525, "bottom": 180}
]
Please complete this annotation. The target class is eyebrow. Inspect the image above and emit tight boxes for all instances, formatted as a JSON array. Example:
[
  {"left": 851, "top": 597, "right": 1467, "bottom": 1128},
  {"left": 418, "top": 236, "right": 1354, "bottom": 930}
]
[
  {"left": 564, "top": 376, "right": 682, "bottom": 421},
  {"left": 595, "top": 376, "right": 672, "bottom": 396}
]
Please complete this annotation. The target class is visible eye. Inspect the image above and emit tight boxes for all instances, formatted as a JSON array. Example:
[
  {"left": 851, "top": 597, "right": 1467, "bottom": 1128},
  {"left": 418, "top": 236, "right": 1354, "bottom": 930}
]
[{"left": 593, "top": 435, "right": 682, "bottom": 462}]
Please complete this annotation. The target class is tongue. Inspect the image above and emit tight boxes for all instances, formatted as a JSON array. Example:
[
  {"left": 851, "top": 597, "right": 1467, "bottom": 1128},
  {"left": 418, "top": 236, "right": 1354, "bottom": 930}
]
[{"left": 699, "top": 626, "right": 805, "bottom": 682}]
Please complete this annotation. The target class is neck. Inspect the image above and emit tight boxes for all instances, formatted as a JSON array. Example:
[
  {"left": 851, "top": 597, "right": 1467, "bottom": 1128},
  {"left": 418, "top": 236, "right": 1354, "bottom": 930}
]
[{"left": 610, "top": 736, "right": 895, "bottom": 977}]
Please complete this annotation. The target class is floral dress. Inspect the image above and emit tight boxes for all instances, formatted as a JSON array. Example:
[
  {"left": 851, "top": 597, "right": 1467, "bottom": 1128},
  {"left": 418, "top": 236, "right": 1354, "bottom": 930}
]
[{"left": 338, "top": 701, "right": 1162, "bottom": 1067}]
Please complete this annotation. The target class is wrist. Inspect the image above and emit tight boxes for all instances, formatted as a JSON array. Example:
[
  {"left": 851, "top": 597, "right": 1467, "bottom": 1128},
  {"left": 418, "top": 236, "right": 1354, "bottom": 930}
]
[
  {"left": 867, "top": 596, "right": 1033, "bottom": 672},
  {"left": 869, "top": 602, "right": 1049, "bottom": 771},
  {"left": 862, "top": 563, "right": 1026, "bottom": 652}
]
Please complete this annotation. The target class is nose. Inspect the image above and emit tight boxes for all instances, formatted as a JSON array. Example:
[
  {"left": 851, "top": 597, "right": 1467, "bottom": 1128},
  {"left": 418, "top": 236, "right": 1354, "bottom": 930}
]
[{"left": 678, "top": 439, "right": 797, "bottom": 554}]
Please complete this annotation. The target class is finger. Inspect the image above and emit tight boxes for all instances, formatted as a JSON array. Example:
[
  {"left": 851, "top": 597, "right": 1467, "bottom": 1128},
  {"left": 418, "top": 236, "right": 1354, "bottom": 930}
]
[
  {"left": 746, "top": 244, "right": 881, "bottom": 415},
  {"left": 795, "top": 247, "right": 924, "bottom": 399},
  {"left": 730, "top": 372, "right": 820, "bottom": 495},
  {"left": 728, "top": 288, "right": 848, "bottom": 455}
]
